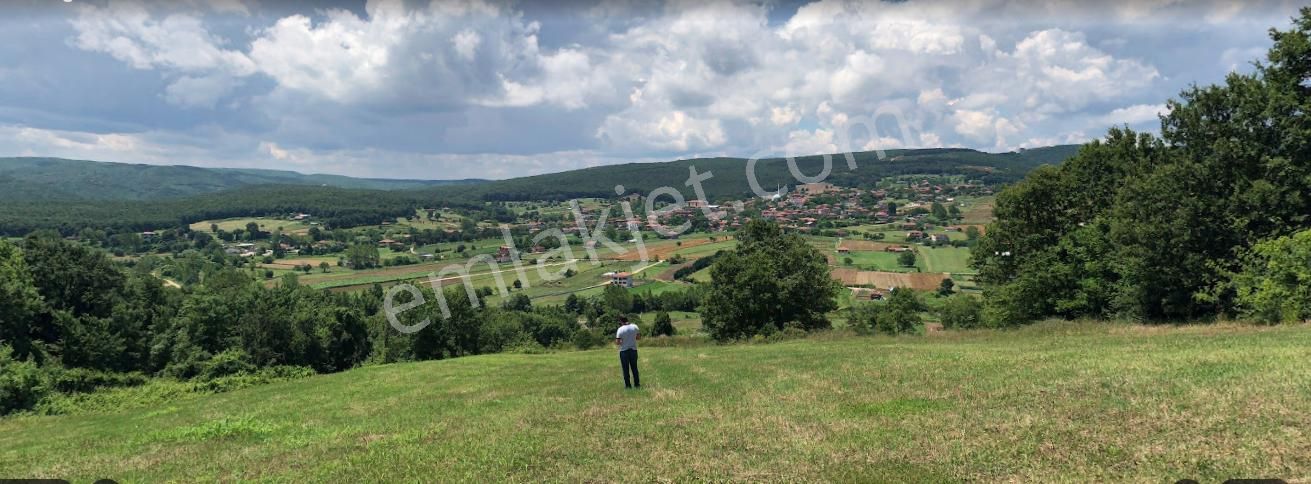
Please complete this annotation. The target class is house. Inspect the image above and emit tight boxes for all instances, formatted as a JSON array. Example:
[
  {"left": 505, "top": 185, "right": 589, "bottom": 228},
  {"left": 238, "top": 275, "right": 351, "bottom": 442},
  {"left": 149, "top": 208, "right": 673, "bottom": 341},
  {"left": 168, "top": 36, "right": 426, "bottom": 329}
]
[
  {"left": 687, "top": 199, "right": 708, "bottom": 209},
  {"left": 906, "top": 231, "right": 925, "bottom": 240},
  {"left": 611, "top": 272, "right": 633, "bottom": 288},
  {"left": 929, "top": 234, "right": 951, "bottom": 244},
  {"left": 496, "top": 245, "right": 514, "bottom": 263},
  {"left": 837, "top": 247, "right": 851, "bottom": 254}
]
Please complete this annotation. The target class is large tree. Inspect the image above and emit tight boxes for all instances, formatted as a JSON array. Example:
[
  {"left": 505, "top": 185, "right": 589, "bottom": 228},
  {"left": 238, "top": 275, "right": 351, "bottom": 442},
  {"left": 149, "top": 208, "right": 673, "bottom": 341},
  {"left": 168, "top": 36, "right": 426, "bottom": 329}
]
[
  {"left": 701, "top": 220, "right": 841, "bottom": 340},
  {"left": 0, "top": 240, "right": 43, "bottom": 361},
  {"left": 974, "top": 8, "right": 1311, "bottom": 324}
]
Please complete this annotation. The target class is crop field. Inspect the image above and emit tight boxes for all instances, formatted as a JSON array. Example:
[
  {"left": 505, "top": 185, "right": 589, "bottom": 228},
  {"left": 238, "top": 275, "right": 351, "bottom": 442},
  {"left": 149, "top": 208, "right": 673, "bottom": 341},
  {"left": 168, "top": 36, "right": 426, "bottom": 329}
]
[
  {"left": 5, "top": 322, "right": 1309, "bottom": 481},
  {"left": 917, "top": 246, "right": 973, "bottom": 274},
  {"left": 190, "top": 217, "right": 311, "bottom": 235},
  {"left": 830, "top": 268, "right": 949, "bottom": 290},
  {"left": 840, "top": 250, "right": 913, "bottom": 272}
]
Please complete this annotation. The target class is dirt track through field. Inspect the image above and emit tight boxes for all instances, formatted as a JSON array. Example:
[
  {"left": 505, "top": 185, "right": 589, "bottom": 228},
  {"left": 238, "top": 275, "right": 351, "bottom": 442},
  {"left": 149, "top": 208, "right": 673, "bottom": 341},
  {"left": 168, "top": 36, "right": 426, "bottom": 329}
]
[{"left": 837, "top": 240, "right": 909, "bottom": 252}]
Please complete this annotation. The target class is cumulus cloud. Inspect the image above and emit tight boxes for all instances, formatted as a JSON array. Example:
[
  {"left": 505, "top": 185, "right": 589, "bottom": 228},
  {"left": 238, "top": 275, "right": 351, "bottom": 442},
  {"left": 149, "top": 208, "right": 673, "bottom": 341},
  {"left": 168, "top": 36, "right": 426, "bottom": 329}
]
[{"left": 28, "top": 0, "right": 1298, "bottom": 177}]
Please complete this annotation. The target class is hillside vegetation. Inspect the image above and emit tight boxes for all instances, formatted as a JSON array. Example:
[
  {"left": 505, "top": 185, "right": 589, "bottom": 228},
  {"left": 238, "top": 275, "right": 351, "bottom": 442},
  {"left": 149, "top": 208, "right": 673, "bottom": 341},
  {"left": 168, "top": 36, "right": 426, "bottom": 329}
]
[
  {"left": 1, "top": 322, "right": 1308, "bottom": 482},
  {"left": 0, "top": 157, "right": 483, "bottom": 201},
  {"left": 0, "top": 146, "right": 1076, "bottom": 236},
  {"left": 420, "top": 146, "right": 1079, "bottom": 202}
]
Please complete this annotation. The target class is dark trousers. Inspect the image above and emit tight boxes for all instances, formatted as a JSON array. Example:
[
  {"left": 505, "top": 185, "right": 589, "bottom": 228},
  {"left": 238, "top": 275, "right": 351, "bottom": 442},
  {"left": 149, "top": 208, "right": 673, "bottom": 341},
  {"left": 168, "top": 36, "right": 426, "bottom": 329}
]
[{"left": 620, "top": 349, "right": 640, "bottom": 388}]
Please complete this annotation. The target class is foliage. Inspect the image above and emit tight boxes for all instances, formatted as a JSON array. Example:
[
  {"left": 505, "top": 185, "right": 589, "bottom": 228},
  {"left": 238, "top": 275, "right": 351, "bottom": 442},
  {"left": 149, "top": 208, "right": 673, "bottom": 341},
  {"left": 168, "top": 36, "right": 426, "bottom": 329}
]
[
  {"left": 938, "top": 295, "right": 983, "bottom": 330},
  {"left": 701, "top": 220, "right": 840, "bottom": 340},
  {"left": 1235, "top": 229, "right": 1311, "bottom": 323},
  {"left": 875, "top": 289, "right": 923, "bottom": 335},
  {"left": 652, "top": 311, "right": 676, "bottom": 337},
  {"left": 974, "top": 10, "right": 1311, "bottom": 325}
]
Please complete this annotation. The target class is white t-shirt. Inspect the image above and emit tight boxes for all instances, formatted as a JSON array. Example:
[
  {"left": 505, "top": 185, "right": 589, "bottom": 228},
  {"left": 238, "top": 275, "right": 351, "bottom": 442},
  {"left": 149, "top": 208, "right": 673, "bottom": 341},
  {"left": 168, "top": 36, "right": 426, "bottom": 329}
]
[{"left": 616, "top": 323, "right": 639, "bottom": 351}]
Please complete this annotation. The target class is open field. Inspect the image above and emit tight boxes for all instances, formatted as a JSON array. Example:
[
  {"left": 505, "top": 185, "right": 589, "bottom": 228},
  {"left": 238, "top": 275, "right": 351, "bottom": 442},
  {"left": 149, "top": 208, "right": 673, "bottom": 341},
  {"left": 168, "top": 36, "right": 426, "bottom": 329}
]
[
  {"left": 831, "top": 268, "right": 949, "bottom": 290},
  {"left": 917, "top": 246, "right": 973, "bottom": 274},
  {"left": 960, "top": 197, "right": 995, "bottom": 225},
  {"left": 840, "top": 250, "right": 912, "bottom": 272},
  {"left": 190, "top": 217, "right": 311, "bottom": 235},
  {"left": 3, "top": 322, "right": 1309, "bottom": 481}
]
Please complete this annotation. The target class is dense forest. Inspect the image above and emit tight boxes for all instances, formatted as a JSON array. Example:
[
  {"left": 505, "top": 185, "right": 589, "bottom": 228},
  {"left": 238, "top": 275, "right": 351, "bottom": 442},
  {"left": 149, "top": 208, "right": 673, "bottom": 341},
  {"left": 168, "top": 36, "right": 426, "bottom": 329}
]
[
  {"left": 973, "top": 8, "right": 1311, "bottom": 325},
  {"left": 419, "top": 145, "right": 1078, "bottom": 202},
  {"left": 0, "top": 157, "right": 484, "bottom": 201}
]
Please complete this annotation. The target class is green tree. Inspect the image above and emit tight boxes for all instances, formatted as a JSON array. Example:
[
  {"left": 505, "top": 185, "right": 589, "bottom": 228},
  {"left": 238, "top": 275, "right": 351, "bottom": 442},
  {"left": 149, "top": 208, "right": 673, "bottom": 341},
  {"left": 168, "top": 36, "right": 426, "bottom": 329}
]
[
  {"left": 931, "top": 202, "right": 948, "bottom": 221},
  {"left": 0, "top": 240, "right": 43, "bottom": 361},
  {"left": 939, "top": 294, "right": 982, "bottom": 329},
  {"left": 1236, "top": 229, "right": 1311, "bottom": 323},
  {"left": 898, "top": 251, "right": 916, "bottom": 267},
  {"left": 937, "top": 278, "right": 955, "bottom": 296},
  {"left": 701, "top": 220, "right": 840, "bottom": 340},
  {"left": 876, "top": 288, "right": 922, "bottom": 335},
  {"left": 652, "top": 311, "right": 676, "bottom": 337},
  {"left": 601, "top": 284, "right": 633, "bottom": 314},
  {"left": 345, "top": 244, "right": 380, "bottom": 269}
]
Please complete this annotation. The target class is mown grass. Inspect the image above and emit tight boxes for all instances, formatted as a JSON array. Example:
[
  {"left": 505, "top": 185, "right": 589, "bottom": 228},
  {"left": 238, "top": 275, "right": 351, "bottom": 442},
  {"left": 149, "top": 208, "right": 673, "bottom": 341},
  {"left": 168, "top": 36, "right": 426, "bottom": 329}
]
[{"left": 7, "top": 322, "right": 1309, "bottom": 482}]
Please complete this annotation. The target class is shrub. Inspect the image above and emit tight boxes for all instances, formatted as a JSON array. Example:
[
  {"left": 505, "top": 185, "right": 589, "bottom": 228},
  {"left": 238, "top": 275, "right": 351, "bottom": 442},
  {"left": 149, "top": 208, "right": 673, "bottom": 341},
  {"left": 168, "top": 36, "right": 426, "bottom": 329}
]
[
  {"left": 571, "top": 328, "right": 597, "bottom": 350},
  {"left": 1236, "top": 229, "right": 1311, "bottom": 323},
  {"left": 939, "top": 294, "right": 983, "bottom": 329},
  {"left": 652, "top": 311, "right": 676, "bottom": 337},
  {"left": 199, "top": 349, "right": 256, "bottom": 380},
  {"left": 0, "top": 347, "right": 48, "bottom": 415},
  {"left": 45, "top": 367, "right": 148, "bottom": 394},
  {"left": 876, "top": 289, "right": 923, "bottom": 335}
]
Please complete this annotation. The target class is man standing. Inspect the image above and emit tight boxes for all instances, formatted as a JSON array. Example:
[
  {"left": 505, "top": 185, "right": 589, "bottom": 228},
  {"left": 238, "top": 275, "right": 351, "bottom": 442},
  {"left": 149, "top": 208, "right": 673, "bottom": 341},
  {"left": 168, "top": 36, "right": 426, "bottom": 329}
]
[{"left": 615, "top": 316, "right": 640, "bottom": 389}]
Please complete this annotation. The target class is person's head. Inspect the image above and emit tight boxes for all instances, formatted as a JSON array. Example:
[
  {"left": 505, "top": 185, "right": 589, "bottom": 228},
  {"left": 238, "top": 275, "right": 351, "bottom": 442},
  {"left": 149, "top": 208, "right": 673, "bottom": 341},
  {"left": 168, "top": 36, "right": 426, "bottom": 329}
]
[{"left": 619, "top": 316, "right": 628, "bottom": 325}]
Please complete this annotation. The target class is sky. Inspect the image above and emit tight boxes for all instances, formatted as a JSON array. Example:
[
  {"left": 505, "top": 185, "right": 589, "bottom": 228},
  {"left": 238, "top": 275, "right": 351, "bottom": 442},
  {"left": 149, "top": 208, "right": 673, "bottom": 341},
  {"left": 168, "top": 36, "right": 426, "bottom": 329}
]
[{"left": 0, "top": 0, "right": 1301, "bottom": 180}]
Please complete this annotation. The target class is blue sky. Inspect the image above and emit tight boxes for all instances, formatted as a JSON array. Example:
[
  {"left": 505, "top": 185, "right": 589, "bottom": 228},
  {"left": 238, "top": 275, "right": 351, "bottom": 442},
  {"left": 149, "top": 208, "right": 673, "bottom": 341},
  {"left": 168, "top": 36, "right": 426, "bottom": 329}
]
[{"left": 0, "top": 0, "right": 1299, "bottom": 179}]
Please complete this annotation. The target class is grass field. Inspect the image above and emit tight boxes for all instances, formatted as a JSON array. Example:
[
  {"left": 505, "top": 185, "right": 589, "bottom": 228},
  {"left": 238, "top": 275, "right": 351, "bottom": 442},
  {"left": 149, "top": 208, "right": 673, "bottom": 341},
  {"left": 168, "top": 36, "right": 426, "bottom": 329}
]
[
  {"left": 4, "top": 322, "right": 1309, "bottom": 481},
  {"left": 841, "top": 250, "right": 911, "bottom": 272},
  {"left": 917, "top": 246, "right": 973, "bottom": 274},
  {"left": 190, "top": 217, "right": 311, "bottom": 235}
]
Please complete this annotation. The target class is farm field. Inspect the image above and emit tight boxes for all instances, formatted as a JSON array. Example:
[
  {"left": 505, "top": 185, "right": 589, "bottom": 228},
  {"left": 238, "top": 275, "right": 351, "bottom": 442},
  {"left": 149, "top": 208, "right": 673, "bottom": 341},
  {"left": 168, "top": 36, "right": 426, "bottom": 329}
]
[
  {"left": 190, "top": 217, "right": 311, "bottom": 235},
  {"left": 917, "top": 246, "right": 973, "bottom": 274},
  {"left": 4, "top": 322, "right": 1309, "bottom": 481},
  {"left": 840, "top": 250, "right": 912, "bottom": 272}
]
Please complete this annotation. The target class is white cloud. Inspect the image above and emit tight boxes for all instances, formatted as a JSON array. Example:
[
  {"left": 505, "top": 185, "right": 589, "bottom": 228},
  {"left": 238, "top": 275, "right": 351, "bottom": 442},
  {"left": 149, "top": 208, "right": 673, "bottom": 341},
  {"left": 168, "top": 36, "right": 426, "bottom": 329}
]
[
  {"left": 1098, "top": 103, "right": 1170, "bottom": 125},
  {"left": 40, "top": 0, "right": 1298, "bottom": 176}
]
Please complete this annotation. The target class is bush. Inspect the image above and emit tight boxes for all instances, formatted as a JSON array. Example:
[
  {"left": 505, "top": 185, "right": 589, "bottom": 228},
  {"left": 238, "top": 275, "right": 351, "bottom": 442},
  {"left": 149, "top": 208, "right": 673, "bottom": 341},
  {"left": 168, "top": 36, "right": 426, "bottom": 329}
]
[
  {"left": 45, "top": 367, "right": 148, "bottom": 394},
  {"left": 652, "top": 311, "right": 676, "bottom": 337},
  {"left": 199, "top": 349, "right": 256, "bottom": 380},
  {"left": 876, "top": 289, "right": 922, "bottom": 335},
  {"left": 939, "top": 294, "right": 983, "bottom": 329},
  {"left": 572, "top": 328, "right": 598, "bottom": 350},
  {"left": 1236, "top": 229, "right": 1311, "bottom": 323},
  {"left": 0, "top": 347, "right": 48, "bottom": 415}
]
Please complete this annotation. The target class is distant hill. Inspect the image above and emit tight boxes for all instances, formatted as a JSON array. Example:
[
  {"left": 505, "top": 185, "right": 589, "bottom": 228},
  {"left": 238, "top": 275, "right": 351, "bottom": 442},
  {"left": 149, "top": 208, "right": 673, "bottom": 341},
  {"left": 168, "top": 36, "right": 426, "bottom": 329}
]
[
  {"left": 0, "top": 146, "right": 1081, "bottom": 235},
  {"left": 0, "top": 157, "right": 485, "bottom": 201},
  {"left": 420, "top": 145, "right": 1083, "bottom": 202}
]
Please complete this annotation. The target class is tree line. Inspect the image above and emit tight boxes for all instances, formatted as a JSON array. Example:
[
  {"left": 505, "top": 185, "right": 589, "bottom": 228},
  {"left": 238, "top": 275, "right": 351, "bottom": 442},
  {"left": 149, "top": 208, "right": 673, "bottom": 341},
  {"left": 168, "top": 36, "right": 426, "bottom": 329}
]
[{"left": 972, "top": 9, "right": 1311, "bottom": 325}]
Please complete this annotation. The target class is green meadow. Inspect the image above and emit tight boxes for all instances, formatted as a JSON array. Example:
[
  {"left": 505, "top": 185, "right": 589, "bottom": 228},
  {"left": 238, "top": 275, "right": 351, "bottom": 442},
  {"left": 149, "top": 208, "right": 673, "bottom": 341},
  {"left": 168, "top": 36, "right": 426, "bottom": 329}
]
[{"left": 3, "top": 322, "right": 1308, "bottom": 482}]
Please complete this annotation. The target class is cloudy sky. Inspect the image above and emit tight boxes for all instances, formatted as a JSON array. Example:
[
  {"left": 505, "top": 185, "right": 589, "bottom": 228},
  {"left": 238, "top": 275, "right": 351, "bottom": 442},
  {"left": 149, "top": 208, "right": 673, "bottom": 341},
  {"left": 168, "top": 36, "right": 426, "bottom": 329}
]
[{"left": 0, "top": 0, "right": 1300, "bottom": 179}]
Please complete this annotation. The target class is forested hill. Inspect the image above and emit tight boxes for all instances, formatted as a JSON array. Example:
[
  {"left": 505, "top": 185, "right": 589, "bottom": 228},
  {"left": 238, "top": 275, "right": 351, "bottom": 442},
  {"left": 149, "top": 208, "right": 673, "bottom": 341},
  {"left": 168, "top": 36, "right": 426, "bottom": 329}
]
[
  {"left": 0, "top": 157, "right": 485, "bottom": 201},
  {"left": 0, "top": 145, "right": 1078, "bottom": 235},
  {"left": 420, "top": 145, "right": 1082, "bottom": 202}
]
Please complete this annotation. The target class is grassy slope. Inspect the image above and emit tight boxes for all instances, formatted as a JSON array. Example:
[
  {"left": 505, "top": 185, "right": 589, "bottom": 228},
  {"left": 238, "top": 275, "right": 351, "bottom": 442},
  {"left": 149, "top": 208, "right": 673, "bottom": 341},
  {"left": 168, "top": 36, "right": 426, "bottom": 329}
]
[{"left": 3, "top": 322, "right": 1310, "bottom": 481}]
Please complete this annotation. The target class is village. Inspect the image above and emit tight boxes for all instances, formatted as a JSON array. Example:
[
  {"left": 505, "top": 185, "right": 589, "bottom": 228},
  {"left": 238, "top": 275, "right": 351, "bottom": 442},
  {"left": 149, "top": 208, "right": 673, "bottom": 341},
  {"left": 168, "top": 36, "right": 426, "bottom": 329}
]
[{"left": 157, "top": 175, "right": 989, "bottom": 316}]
